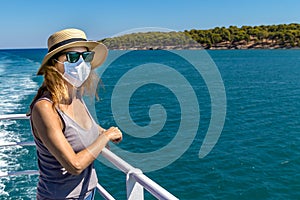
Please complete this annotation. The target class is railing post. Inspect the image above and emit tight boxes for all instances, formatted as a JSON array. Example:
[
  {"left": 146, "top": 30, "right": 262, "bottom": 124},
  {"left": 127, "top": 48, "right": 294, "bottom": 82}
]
[{"left": 126, "top": 168, "right": 144, "bottom": 200}]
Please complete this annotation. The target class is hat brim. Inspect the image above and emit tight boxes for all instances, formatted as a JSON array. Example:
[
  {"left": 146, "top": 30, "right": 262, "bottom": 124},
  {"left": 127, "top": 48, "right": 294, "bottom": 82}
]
[{"left": 37, "top": 41, "right": 108, "bottom": 75}]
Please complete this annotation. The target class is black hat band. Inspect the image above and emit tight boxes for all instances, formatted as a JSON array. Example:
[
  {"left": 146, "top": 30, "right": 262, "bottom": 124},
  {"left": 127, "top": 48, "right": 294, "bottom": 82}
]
[{"left": 48, "top": 38, "right": 87, "bottom": 53}]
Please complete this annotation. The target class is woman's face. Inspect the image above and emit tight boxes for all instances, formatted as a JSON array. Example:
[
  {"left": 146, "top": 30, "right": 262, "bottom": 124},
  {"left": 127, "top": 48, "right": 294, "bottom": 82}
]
[{"left": 55, "top": 46, "right": 88, "bottom": 73}]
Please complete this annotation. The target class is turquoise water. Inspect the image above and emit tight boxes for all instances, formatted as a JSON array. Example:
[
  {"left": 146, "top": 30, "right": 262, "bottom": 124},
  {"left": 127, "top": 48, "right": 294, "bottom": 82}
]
[{"left": 0, "top": 49, "right": 299, "bottom": 199}]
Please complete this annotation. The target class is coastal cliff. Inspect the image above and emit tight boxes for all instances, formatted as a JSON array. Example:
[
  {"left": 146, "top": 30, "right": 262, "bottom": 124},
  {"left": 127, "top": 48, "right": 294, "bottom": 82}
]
[{"left": 100, "top": 23, "right": 300, "bottom": 50}]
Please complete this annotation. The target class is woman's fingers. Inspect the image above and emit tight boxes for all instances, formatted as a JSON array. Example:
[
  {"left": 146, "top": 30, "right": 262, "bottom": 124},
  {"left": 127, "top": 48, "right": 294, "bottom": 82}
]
[{"left": 104, "top": 127, "right": 122, "bottom": 143}]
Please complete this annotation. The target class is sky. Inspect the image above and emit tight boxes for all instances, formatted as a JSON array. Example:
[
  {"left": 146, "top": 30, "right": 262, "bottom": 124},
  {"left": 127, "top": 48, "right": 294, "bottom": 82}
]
[{"left": 1, "top": 0, "right": 300, "bottom": 49}]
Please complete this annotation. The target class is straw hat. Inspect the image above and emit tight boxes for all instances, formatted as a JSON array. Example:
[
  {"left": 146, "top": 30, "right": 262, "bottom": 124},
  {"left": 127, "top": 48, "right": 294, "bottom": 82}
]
[{"left": 37, "top": 28, "right": 108, "bottom": 75}]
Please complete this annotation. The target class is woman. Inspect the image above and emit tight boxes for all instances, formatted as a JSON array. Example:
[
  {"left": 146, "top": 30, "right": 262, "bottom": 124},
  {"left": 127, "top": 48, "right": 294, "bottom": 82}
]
[{"left": 29, "top": 28, "right": 122, "bottom": 199}]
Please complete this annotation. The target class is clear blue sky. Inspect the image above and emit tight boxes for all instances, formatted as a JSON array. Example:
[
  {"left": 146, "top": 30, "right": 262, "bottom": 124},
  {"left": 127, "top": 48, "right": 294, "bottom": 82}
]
[{"left": 1, "top": 0, "right": 299, "bottom": 49}]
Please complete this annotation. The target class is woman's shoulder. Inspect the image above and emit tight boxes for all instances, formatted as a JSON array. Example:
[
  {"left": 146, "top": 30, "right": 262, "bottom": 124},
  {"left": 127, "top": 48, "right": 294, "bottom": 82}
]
[
  {"left": 31, "top": 99, "right": 55, "bottom": 117},
  {"left": 31, "top": 98, "right": 63, "bottom": 129},
  {"left": 30, "top": 89, "right": 52, "bottom": 107},
  {"left": 33, "top": 98, "right": 53, "bottom": 109}
]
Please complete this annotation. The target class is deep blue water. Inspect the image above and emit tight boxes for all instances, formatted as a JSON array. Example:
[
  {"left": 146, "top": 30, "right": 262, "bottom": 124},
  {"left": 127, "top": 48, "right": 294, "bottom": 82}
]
[{"left": 0, "top": 49, "right": 299, "bottom": 199}]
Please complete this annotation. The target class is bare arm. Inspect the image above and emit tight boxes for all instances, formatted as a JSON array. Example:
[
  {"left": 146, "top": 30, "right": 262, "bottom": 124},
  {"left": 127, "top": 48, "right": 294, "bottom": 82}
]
[{"left": 31, "top": 100, "right": 122, "bottom": 175}]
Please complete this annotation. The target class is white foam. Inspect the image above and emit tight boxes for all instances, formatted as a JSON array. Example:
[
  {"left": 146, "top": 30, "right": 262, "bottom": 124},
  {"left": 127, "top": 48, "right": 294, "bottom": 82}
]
[
  {"left": 0, "top": 182, "right": 9, "bottom": 196},
  {"left": 0, "top": 52, "right": 39, "bottom": 196},
  {"left": 0, "top": 57, "right": 38, "bottom": 114}
]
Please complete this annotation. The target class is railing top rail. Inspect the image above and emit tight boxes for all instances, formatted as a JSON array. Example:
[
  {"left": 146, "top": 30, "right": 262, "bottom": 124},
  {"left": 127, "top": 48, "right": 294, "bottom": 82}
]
[
  {"left": 0, "top": 114, "right": 29, "bottom": 120},
  {"left": 101, "top": 148, "right": 135, "bottom": 174},
  {"left": 0, "top": 141, "right": 35, "bottom": 147},
  {"left": 101, "top": 148, "right": 178, "bottom": 199},
  {"left": 0, "top": 170, "right": 39, "bottom": 178}
]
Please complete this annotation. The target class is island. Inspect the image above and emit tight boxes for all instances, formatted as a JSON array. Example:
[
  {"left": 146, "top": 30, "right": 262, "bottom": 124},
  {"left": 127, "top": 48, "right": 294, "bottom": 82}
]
[{"left": 100, "top": 23, "right": 300, "bottom": 50}]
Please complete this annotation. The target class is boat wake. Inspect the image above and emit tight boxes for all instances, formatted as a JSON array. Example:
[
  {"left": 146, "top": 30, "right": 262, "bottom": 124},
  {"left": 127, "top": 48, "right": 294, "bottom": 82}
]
[{"left": 0, "top": 52, "right": 39, "bottom": 197}]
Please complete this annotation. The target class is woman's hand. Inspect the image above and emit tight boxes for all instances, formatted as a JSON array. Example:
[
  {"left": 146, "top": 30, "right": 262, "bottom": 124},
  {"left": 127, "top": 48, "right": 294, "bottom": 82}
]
[{"left": 104, "top": 127, "right": 122, "bottom": 144}]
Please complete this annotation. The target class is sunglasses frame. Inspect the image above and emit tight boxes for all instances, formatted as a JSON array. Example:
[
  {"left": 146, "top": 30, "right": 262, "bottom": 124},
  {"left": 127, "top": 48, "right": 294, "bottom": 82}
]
[{"left": 60, "top": 51, "right": 95, "bottom": 63}]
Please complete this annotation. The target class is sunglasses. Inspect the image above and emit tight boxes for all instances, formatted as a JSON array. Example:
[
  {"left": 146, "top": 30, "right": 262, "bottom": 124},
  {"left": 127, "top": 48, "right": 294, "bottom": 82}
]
[{"left": 61, "top": 51, "right": 95, "bottom": 63}]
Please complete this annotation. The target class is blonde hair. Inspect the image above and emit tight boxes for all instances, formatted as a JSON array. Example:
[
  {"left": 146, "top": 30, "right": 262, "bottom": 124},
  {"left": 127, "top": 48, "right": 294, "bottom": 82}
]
[{"left": 44, "top": 65, "right": 69, "bottom": 108}]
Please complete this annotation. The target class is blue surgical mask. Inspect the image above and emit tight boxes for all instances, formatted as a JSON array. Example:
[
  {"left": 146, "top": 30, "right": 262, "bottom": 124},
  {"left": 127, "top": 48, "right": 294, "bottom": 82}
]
[{"left": 57, "top": 58, "right": 91, "bottom": 88}]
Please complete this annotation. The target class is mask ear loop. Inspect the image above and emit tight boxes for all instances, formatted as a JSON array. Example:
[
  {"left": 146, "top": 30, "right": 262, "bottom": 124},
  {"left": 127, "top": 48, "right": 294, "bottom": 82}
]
[{"left": 54, "top": 59, "right": 64, "bottom": 65}]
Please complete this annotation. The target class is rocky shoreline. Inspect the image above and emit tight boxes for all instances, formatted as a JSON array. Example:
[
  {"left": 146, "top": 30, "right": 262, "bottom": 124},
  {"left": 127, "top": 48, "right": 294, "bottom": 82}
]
[
  {"left": 105, "top": 39, "right": 300, "bottom": 50},
  {"left": 207, "top": 40, "right": 300, "bottom": 50}
]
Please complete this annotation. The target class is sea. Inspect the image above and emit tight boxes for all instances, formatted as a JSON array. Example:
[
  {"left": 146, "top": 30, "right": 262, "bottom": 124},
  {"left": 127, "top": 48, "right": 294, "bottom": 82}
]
[{"left": 0, "top": 49, "right": 299, "bottom": 200}]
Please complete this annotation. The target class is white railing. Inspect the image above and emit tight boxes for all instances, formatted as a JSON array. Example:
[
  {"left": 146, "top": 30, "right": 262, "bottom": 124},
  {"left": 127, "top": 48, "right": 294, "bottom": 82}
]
[{"left": 0, "top": 114, "right": 179, "bottom": 200}]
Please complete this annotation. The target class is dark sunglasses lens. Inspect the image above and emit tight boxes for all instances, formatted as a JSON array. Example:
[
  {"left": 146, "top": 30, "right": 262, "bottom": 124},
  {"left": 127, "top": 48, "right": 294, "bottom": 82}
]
[
  {"left": 82, "top": 51, "right": 95, "bottom": 62},
  {"left": 66, "top": 52, "right": 80, "bottom": 63}
]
